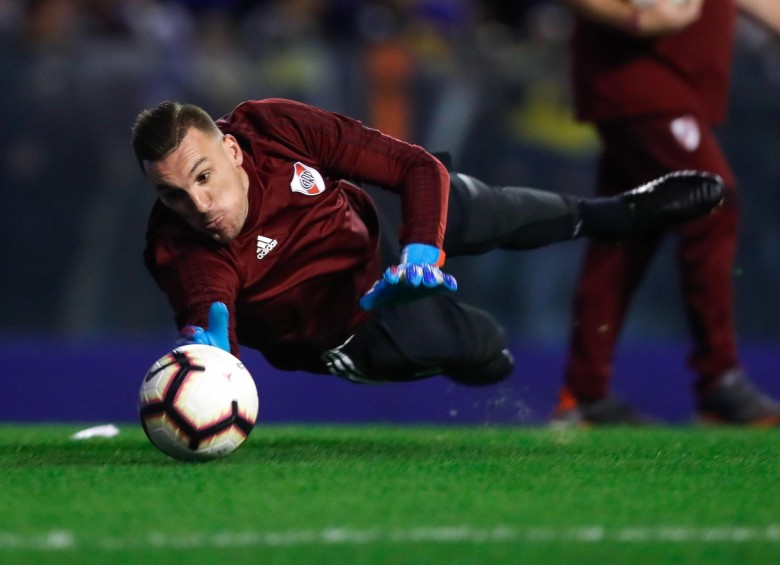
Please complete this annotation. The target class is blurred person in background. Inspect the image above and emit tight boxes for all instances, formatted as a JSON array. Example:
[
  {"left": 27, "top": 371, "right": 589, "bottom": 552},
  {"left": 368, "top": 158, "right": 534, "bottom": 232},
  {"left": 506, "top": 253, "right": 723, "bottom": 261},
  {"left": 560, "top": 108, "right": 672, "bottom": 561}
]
[
  {"left": 554, "top": 0, "right": 780, "bottom": 425},
  {"left": 131, "top": 97, "right": 721, "bottom": 387}
]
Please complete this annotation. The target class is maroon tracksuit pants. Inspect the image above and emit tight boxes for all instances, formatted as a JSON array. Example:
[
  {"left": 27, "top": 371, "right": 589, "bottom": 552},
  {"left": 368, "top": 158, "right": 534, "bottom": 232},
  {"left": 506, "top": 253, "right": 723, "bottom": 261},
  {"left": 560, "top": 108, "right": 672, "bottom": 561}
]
[{"left": 564, "top": 114, "right": 740, "bottom": 400}]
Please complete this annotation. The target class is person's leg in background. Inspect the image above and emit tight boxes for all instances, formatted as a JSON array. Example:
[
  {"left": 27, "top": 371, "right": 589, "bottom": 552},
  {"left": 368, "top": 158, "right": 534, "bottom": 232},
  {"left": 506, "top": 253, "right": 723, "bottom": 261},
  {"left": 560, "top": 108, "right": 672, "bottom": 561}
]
[
  {"left": 555, "top": 125, "right": 665, "bottom": 425},
  {"left": 555, "top": 114, "right": 780, "bottom": 425}
]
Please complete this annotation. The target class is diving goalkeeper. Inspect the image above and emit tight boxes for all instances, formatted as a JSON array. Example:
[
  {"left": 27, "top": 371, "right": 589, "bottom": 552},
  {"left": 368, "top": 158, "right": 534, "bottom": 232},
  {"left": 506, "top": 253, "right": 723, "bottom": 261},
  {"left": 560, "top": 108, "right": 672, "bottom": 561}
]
[{"left": 132, "top": 98, "right": 722, "bottom": 386}]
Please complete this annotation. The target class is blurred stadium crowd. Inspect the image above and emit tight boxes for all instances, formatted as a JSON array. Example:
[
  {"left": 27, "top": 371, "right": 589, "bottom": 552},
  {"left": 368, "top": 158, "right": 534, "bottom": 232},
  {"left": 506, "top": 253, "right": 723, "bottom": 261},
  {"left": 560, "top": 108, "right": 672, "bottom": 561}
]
[{"left": 2, "top": 0, "right": 779, "bottom": 343}]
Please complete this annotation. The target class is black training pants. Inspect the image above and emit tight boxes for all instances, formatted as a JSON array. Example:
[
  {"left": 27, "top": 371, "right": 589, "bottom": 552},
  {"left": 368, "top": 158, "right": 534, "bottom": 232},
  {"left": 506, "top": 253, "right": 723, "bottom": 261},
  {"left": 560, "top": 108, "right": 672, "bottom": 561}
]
[{"left": 324, "top": 172, "right": 579, "bottom": 385}]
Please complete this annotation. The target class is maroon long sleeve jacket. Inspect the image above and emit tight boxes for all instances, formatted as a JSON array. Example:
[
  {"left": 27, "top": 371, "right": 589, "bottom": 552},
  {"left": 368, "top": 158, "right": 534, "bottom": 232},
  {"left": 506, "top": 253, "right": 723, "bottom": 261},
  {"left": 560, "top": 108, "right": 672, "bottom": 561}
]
[{"left": 144, "top": 98, "right": 449, "bottom": 372}]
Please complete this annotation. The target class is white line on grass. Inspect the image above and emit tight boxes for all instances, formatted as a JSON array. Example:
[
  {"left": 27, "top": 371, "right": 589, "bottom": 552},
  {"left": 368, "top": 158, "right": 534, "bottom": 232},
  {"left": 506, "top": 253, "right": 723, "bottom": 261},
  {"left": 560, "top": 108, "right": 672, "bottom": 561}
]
[{"left": 1, "top": 525, "right": 780, "bottom": 551}]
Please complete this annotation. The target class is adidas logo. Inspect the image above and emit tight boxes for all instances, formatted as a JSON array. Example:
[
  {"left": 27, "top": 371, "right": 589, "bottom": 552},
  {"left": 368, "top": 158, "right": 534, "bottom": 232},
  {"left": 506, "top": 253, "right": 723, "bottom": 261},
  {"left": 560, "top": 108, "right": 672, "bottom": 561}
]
[{"left": 256, "top": 235, "right": 278, "bottom": 259}]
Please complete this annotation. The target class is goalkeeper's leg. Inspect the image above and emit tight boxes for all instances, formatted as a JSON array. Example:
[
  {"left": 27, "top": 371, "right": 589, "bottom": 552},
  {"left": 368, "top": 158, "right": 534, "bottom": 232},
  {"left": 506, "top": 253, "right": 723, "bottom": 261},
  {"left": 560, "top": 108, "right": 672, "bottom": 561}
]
[
  {"left": 444, "top": 171, "right": 723, "bottom": 256},
  {"left": 444, "top": 173, "right": 580, "bottom": 254},
  {"left": 321, "top": 295, "right": 513, "bottom": 385}
]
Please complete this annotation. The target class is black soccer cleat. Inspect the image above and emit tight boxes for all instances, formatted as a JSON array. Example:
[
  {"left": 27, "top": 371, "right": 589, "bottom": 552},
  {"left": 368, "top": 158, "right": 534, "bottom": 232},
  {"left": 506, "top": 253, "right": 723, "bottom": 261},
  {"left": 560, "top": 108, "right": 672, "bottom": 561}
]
[{"left": 621, "top": 170, "right": 725, "bottom": 229}]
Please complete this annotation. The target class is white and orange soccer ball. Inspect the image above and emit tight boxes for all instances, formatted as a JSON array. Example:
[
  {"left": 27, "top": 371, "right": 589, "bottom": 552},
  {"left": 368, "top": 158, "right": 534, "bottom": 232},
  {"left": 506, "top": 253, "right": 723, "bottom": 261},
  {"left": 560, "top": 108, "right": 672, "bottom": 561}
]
[{"left": 138, "top": 344, "right": 259, "bottom": 461}]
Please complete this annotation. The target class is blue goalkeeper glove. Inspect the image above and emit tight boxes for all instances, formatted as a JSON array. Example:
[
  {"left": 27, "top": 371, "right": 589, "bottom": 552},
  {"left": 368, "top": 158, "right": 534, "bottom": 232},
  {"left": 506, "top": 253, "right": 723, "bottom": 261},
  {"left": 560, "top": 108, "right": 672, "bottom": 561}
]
[
  {"left": 177, "top": 301, "right": 230, "bottom": 353},
  {"left": 359, "top": 243, "right": 458, "bottom": 311}
]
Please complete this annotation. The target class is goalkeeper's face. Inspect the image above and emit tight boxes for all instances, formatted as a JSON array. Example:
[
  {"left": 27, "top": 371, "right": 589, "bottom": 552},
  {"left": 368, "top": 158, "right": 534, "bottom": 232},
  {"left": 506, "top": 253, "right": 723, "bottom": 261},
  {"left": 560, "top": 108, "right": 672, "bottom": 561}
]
[{"left": 144, "top": 127, "right": 250, "bottom": 243}]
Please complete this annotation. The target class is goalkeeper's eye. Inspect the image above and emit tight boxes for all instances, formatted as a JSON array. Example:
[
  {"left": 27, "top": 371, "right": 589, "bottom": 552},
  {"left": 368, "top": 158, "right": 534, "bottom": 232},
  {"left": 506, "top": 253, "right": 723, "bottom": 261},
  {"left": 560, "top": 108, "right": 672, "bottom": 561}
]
[
  {"left": 158, "top": 187, "right": 197, "bottom": 213},
  {"left": 159, "top": 187, "right": 186, "bottom": 204}
]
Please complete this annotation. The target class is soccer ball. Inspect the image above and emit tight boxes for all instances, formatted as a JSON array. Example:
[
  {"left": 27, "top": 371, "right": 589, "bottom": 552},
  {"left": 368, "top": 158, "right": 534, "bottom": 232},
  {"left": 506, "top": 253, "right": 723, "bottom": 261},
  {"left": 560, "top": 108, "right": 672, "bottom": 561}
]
[{"left": 138, "top": 344, "right": 259, "bottom": 462}]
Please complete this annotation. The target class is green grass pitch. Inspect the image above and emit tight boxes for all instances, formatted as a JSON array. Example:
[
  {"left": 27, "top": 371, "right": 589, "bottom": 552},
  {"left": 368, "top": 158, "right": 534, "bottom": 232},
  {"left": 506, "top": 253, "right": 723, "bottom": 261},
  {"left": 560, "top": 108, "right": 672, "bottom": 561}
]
[{"left": 1, "top": 424, "right": 779, "bottom": 564}]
